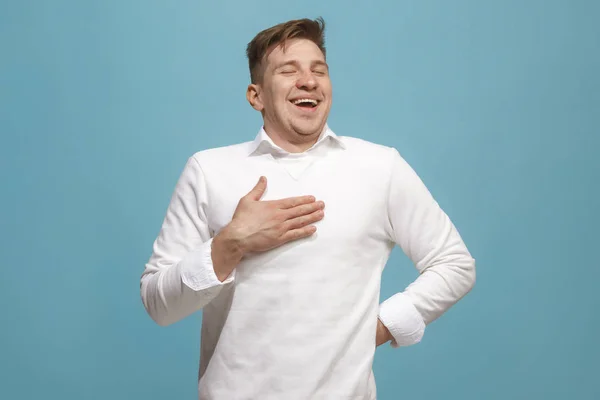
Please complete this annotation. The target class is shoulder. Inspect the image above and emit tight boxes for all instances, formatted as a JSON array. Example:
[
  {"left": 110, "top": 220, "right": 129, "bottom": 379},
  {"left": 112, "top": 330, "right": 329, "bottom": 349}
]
[
  {"left": 336, "top": 136, "right": 420, "bottom": 185},
  {"left": 338, "top": 135, "right": 400, "bottom": 164}
]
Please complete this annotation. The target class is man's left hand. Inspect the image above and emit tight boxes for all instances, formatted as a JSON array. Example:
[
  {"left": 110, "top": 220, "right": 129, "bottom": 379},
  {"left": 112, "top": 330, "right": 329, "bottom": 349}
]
[{"left": 376, "top": 319, "right": 393, "bottom": 347}]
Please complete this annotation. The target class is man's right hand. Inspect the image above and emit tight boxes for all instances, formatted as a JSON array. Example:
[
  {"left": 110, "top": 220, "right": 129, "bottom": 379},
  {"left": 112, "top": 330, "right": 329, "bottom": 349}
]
[{"left": 211, "top": 176, "right": 325, "bottom": 281}]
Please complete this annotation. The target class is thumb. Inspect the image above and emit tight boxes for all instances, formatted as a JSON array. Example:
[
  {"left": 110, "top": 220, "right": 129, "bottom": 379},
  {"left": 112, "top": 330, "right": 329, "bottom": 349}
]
[{"left": 247, "top": 176, "right": 267, "bottom": 201}]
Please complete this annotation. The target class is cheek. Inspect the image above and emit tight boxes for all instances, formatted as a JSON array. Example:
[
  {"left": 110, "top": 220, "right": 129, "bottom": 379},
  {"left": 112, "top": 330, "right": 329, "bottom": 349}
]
[
  {"left": 321, "top": 80, "right": 332, "bottom": 97},
  {"left": 267, "top": 88, "right": 285, "bottom": 104}
]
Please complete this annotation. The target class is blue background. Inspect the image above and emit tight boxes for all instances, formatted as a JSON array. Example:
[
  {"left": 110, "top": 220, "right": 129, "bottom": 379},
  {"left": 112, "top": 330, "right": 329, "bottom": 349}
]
[{"left": 2, "top": 1, "right": 598, "bottom": 399}]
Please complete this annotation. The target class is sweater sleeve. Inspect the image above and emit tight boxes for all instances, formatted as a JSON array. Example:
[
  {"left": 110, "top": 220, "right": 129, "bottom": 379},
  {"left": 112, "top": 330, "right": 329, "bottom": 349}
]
[
  {"left": 140, "top": 156, "right": 235, "bottom": 327},
  {"left": 378, "top": 148, "right": 476, "bottom": 347}
]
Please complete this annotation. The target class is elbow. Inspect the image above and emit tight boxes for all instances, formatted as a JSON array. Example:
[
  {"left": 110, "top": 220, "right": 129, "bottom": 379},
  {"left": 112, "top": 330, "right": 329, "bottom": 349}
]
[
  {"left": 142, "top": 299, "right": 178, "bottom": 327},
  {"left": 462, "top": 256, "right": 476, "bottom": 295},
  {"left": 150, "top": 313, "right": 175, "bottom": 327},
  {"left": 140, "top": 281, "right": 176, "bottom": 327}
]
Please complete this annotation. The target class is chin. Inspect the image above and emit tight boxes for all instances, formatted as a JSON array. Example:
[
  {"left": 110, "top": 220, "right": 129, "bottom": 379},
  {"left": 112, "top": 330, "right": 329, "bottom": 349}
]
[{"left": 292, "top": 121, "right": 326, "bottom": 136}]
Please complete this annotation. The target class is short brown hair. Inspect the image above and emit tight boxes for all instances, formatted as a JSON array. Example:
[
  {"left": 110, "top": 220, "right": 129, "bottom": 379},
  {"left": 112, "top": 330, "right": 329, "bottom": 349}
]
[{"left": 246, "top": 17, "right": 326, "bottom": 84}]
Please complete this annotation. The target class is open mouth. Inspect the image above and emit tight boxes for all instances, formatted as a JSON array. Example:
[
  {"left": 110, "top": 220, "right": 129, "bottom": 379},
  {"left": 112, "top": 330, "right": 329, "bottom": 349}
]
[{"left": 290, "top": 98, "right": 319, "bottom": 111}]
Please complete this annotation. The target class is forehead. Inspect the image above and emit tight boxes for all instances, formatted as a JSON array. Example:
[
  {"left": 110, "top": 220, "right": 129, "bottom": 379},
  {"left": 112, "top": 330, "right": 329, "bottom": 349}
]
[{"left": 264, "top": 38, "right": 325, "bottom": 67}]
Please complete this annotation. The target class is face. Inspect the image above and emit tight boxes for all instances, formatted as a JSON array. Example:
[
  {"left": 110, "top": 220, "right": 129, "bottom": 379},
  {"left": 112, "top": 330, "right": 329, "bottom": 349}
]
[{"left": 247, "top": 39, "right": 332, "bottom": 150}]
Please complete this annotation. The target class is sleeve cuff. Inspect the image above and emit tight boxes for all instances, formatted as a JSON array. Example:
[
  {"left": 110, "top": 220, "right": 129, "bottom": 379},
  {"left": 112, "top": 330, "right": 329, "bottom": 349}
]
[
  {"left": 180, "top": 238, "right": 235, "bottom": 291},
  {"left": 378, "top": 292, "right": 426, "bottom": 348}
]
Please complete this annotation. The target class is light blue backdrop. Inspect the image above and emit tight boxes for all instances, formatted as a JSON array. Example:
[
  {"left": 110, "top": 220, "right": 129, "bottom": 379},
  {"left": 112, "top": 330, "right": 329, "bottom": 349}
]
[{"left": 2, "top": 1, "right": 598, "bottom": 399}]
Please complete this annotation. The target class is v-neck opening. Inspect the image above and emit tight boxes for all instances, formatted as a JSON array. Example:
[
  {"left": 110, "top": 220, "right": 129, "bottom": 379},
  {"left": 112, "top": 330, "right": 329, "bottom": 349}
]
[{"left": 271, "top": 153, "right": 316, "bottom": 181}]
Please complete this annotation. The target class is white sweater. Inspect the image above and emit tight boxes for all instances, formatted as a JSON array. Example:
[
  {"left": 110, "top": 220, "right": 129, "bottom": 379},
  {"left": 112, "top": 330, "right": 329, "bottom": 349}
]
[{"left": 140, "top": 126, "right": 476, "bottom": 399}]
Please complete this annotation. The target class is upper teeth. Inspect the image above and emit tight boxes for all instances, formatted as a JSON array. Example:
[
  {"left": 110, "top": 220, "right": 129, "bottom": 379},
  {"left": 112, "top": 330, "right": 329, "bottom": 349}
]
[{"left": 293, "top": 99, "right": 318, "bottom": 105}]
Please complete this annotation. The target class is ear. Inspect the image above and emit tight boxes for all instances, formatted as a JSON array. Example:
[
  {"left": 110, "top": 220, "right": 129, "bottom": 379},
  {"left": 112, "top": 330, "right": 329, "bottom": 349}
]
[{"left": 246, "top": 84, "right": 264, "bottom": 112}]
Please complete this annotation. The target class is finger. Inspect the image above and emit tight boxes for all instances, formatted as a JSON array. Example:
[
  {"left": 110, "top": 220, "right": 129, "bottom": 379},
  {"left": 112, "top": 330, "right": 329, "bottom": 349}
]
[
  {"left": 276, "top": 195, "right": 317, "bottom": 209},
  {"left": 245, "top": 176, "right": 267, "bottom": 201},
  {"left": 283, "top": 201, "right": 325, "bottom": 220},
  {"left": 283, "top": 209, "right": 324, "bottom": 230},
  {"left": 280, "top": 225, "right": 317, "bottom": 243}
]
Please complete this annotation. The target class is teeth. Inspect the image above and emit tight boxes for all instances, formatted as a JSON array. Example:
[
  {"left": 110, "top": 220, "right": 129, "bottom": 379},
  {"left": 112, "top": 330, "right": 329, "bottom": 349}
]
[{"left": 292, "top": 98, "right": 318, "bottom": 106}]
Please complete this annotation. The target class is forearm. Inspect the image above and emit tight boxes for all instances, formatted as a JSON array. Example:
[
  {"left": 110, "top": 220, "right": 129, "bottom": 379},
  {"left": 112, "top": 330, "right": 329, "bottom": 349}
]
[
  {"left": 141, "top": 239, "right": 235, "bottom": 326},
  {"left": 403, "top": 253, "right": 476, "bottom": 324},
  {"left": 379, "top": 246, "right": 475, "bottom": 346}
]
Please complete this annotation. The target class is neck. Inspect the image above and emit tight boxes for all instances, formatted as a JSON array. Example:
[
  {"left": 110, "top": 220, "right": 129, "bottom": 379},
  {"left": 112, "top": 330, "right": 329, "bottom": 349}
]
[{"left": 263, "top": 125, "right": 323, "bottom": 153}]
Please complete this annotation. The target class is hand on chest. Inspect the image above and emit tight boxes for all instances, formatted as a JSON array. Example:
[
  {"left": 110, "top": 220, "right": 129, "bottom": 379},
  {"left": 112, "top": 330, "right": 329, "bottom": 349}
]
[{"left": 205, "top": 160, "right": 388, "bottom": 248}]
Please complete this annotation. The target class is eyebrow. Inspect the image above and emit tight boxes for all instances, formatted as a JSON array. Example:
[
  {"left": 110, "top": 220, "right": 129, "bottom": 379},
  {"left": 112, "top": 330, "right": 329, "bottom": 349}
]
[{"left": 312, "top": 60, "right": 329, "bottom": 69}]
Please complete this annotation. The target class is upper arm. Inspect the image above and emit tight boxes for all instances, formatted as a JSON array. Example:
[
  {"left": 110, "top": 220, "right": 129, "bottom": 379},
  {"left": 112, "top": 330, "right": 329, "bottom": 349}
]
[{"left": 146, "top": 156, "right": 212, "bottom": 273}]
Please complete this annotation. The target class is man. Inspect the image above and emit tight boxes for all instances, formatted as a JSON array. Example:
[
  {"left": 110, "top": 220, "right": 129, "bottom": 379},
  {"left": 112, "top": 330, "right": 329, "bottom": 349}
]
[{"left": 141, "top": 17, "right": 475, "bottom": 399}]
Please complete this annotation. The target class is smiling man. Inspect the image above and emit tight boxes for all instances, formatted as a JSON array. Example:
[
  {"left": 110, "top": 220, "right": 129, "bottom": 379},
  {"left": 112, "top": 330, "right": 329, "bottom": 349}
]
[{"left": 141, "top": 17, "right": 476, "bottom": 399}]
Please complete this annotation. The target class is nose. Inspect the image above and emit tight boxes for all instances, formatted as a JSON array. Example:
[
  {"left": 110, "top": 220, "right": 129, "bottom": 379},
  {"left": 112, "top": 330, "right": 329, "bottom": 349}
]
[{"left": 296, "top": 70, "right": 318, "bottom": 90}]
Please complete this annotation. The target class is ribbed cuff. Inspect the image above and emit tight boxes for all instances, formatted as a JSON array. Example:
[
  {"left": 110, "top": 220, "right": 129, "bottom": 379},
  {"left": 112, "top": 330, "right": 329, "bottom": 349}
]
[
  {"left": 180, "top": 238, "right": 235, "bottom": 291},
  {"left": 378, "top": 292, "right": 425, "bottom": 348}
]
